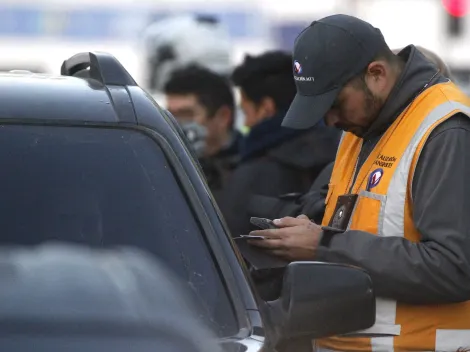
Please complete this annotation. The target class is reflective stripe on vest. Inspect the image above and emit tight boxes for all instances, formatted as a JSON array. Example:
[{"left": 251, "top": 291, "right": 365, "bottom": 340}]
[
  {"left": 368, "top": 101, "right": 470, "bottom": 351},
  {"left": 384, "top": 101, "right": 470, "bottom": 239},
  {"left": 318, "top": 84, "right": 470, "bottom": 352}
]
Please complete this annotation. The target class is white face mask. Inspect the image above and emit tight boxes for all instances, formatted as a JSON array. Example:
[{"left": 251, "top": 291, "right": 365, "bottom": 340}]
[{"left": 179, "top": 121, "right": 208, "bottom": 158}]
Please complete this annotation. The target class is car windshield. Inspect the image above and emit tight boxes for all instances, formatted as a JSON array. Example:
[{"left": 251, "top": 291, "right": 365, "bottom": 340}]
[{"left": 0, "top": 125, "right": 238, "bottom": 337}]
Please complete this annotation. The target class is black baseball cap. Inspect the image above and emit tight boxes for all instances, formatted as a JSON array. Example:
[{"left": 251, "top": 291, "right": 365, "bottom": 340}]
[{"left": 282, "top": 14, "right": 387, "bottom": 129}]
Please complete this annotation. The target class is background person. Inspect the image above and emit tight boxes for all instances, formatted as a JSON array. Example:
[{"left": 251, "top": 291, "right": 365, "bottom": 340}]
[
  {"left": 164, "top": 65, "right": 241, "bottom": 198},
  {"left": 221, "top": 50, "right": 340, "bottom": 237},
  {"left": 142, "top": 14, "right": 232, "bottom": 92}
]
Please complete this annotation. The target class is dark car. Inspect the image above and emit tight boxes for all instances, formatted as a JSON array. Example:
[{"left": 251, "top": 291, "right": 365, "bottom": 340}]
[{"left": 0, "top": 52, "right": 376, "bottom": 352}]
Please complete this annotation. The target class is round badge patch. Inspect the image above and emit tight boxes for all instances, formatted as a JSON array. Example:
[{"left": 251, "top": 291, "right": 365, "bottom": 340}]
[{"left": 367, "top": 168, "right": 384, "bottom": 190}]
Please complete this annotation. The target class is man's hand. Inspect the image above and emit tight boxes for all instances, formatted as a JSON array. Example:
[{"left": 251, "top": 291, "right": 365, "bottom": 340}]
[{"left": 248, "top": 215, "right": 323, "bottom": 261}]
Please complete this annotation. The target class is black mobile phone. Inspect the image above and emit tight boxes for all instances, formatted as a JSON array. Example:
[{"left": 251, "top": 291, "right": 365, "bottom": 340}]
[
  {"left": 250, "top": 217, "right": 279, "bottom": 230},
  {"left": 234, "top": 235, "right": 265, "bottom": 241}
]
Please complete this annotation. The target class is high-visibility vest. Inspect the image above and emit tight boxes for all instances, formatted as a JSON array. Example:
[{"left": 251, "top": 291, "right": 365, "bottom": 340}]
[{"left": 317, "top": 81, "right": 470, "bottom": 352}]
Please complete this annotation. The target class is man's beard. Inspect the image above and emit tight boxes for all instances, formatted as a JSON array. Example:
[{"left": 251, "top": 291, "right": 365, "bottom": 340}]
[{"left": 342, "top": 85, "right": 383, "bottom": 138}]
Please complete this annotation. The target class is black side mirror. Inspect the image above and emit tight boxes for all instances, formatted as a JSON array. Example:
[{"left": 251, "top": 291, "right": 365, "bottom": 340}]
[{"left": 268, "top": 261, "right": 375, "bottom": 348}]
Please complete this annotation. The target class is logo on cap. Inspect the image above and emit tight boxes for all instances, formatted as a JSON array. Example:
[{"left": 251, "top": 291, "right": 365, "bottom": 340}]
[{"left": 293, "top": 60, "right": 302, "bottom": 74}]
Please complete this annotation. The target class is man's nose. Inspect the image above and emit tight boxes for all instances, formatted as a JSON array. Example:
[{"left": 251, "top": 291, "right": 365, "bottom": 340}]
[{"left": 324, "top": 109, "right": 340, "bottom": 127}]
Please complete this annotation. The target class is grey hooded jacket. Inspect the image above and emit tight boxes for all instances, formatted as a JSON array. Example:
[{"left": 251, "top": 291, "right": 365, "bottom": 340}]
[{"left": 317, "top": 45, "right": 470, "bottom": 304}]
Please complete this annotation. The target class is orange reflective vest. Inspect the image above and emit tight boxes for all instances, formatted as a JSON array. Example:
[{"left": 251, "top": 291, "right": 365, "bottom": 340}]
[{"left": 317, "top": 81, "right": 470, "bottom": 352}]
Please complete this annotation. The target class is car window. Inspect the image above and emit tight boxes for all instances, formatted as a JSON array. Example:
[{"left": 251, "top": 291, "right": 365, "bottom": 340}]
[{"left": 0, "top": 125, "right": 238, "bottom": 337}]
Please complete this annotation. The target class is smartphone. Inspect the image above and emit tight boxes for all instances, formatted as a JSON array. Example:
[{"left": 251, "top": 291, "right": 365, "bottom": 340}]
[
  {"left": 250, "top": 217, "right": 279, "bottom": 230},
  {"left": 234, "top": 235, "right": 265, "bottom": 241}
]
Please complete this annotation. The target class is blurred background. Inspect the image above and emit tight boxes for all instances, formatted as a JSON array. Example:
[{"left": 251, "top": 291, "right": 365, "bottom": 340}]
[{"left": 2, "top": 0, "right": 469, "bottom": 109}]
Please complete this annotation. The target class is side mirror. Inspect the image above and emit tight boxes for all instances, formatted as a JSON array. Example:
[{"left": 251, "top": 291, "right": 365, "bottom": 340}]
[{"left": 268, "top": 261, "right": 375, "bottom": 347}]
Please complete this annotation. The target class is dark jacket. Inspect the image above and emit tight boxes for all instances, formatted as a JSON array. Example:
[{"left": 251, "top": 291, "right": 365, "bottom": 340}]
[
  {"left": 247, "top": 162, "right": 332, "bottom": 223},
  {"left": 200, "top": 130, "right": 242, "bottom": 202},
  {"left": 316, "top": 45, "right": 470, "bottom": 304},
  {"left": 220, "top": 113, "right": 340, "bottom": 237}
]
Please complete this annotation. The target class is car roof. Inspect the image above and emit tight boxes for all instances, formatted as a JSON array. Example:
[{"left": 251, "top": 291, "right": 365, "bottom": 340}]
[
  {"left": 0, "top": 52, "right": 143, "bottom": 124},
  {"left": 0, "top": 72, "right": 122, "bottom": 122}
]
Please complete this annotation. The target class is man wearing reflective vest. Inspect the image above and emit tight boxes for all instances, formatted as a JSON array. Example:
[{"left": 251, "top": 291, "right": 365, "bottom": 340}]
[{"left": 248, "top": 14, "right": 470, "bottom": 352}]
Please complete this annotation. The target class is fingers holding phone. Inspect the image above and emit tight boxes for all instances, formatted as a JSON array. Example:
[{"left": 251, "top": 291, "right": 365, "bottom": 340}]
[
  {"left": 248, "top": 215, "right": 322, "bottom": 261},
  {"left": 250, "top": 217, "right": 280, "bottom": 230}
]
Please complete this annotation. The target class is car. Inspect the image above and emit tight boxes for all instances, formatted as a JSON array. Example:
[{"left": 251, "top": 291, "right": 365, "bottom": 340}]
[{"left": 0, "top": 52, "right": 376, "bottom": 352}]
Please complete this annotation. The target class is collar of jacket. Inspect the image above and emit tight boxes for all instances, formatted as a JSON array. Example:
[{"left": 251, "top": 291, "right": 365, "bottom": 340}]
[
  {"left": 211, "top": 129, "right": 243, "bottom": 169},
  {"left": 362, "top": 45, "right": 446, "bottom": 140},
  {"left": 215, "top": 129, "right": 242, "bottom": 159},
  {"left": 267, "top": 123, "right": 340, "bottom": 169},
  {"left": 239, "top": 112, "right": 307, "bottom": 161}
]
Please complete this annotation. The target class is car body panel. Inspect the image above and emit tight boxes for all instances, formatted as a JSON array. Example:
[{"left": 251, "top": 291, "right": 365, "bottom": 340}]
[
  {"left": 0, "top": 69, "right": 266, "bottom": 348},
  {"left": 0, "top": 73, "right": 122, "bottom": 122}
]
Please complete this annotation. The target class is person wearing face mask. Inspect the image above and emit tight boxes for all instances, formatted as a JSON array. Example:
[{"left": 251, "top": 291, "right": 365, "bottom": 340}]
[
  {"left": 164, "top": 65, "right": 242, "bottom": 200},
  {"left": 220, "top": 51, "right": 340, "bottom": 238},
  {"left": 248, "top": 14, "right": 470, "bottom": 352}
]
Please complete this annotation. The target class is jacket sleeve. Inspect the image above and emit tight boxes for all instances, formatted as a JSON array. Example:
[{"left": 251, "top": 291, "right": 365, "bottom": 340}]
[
  {"left": 316, "top": 114, "right": 470, "bottom": 304},
  {"left": 247, "top": 187, "right": 327, "bottom": 223},
  {"left": 247, "top": 162, "right": 333, "bottom": 222}
]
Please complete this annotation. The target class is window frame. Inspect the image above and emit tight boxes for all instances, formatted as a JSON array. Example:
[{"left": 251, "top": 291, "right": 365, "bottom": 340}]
[{"left": 0, "top": 119, "right": 251, "bottom": 340}]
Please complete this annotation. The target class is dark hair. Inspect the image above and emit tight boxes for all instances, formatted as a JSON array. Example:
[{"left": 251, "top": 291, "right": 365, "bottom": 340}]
[
  {"left": 349, "top": 45, "right": 404, "bottom": 88},
  {"left": 231, "top": 51, "right": 296, "bottom": 113},
  {"left": 374, "top": 45, "right": 402, "bottom": 65},
  {"left": 164, "top": 65, "right": 235, "bottom": 119}
]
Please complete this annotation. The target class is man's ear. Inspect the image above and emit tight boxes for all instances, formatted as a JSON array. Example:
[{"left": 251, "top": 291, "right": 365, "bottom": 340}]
[
  {"left": 366, "top": 61, "right": 387, "bottom": 81},
  {"left": 365, "top": 61, "right": 389, "bottom": 93},
  {"left": 259, "top": 97, "right": 276, "bottom": 118}
]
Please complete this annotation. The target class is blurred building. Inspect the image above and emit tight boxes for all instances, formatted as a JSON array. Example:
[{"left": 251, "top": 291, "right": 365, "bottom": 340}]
[{"left": 0, "top": 0, "right": 468, "bottom": 95}]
